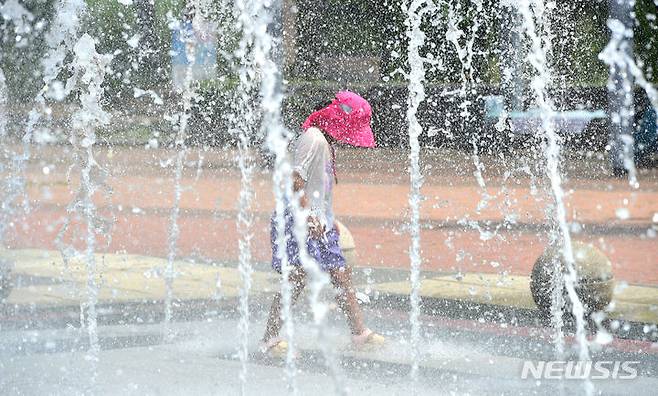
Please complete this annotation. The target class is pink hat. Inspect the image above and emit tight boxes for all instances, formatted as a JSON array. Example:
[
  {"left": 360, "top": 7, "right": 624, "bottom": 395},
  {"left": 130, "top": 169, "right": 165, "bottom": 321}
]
[{"left": 302, "top": 91, "right": 375, "bottom": 148}]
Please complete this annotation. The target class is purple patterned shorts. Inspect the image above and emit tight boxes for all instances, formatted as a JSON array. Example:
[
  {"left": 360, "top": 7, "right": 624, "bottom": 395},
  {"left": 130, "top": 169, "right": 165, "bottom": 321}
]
[{"left": 270, "top": 210, "right": 346, "bottom": 273}]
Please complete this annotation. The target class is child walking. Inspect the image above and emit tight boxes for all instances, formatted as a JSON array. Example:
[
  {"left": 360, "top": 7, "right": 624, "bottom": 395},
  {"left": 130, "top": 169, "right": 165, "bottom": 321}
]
[{"left": 262, "top": 91, "right": 385, "bottom": 357}]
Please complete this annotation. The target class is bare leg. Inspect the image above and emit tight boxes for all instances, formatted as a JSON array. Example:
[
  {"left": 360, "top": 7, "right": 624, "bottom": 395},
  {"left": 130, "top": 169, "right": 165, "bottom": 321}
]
[
  {"left": 262, "top": 267, "right": 306, "bottom": 343},
  {"left": 330, "top": 266, "right": 366, "bottom": 335}
]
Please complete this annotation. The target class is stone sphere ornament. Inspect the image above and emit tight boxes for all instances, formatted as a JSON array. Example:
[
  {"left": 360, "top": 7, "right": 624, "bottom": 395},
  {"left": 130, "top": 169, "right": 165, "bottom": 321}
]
[
  {"left": 335, "top": 219, "right": 356, "bottom": 267},
  {"left": 0, "top": 258, "right": 12, "bottom": 301},
  {"left": 530, "top": 241, "right": 615, "bottom": 316}
]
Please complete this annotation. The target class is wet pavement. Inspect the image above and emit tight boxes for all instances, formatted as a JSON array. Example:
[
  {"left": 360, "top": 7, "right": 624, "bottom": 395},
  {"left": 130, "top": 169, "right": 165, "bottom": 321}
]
[
  {"left": 2, "top": 313, "right": 657, "bottom": 395},
  {"left": 2, "top": 248, "right": 657, "bottom": 333},
  {"left": 1, "top": 143, "right": 657, "bottom": 394}
]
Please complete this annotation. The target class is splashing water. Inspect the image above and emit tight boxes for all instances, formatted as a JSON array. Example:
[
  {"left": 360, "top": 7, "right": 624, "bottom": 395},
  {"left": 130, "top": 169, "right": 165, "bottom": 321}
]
[
  {"left": 232, "top": 0, "right": 258, "bottom": 392},
  {"left": 32, "top": 8, "right": 113, "bottom": 386},
  {"left": 404, "top": 0, "right": 430, "bottom": 385},
  {"left": 0, "top": 67, "right": 5, "bottom": 136},
  {"left": 600, "top": 4, "right": 658, "bottom": 188},
  {"left": 53, "top": 32, "right": 112, "bottom": 385},
  {"left": 0, "top": 5, "right": 29, "bottom": 249},
  {"left": 512, "top": 0, "right": 593, "bottom": 393},
  {"left": 0, "top": 65, "right": 11, "bottom": 242},
  {"left": 445, "top": 0, "right": 494, "bottom": 216},
  {"left": 73, "top": 33, "right": 112, "bottom": 360},
  {"left": 163, "top": 1, "right": 204, "bottom": 339},
  {"left": 38, "top": 0, "right": 113, "bottom": 378},
  {"left": 3, "top": 0, "right": 85, "bottom": 249},
  {"left": 599, "top": 8, "right": 639, "bottom": 188},
  {"left": 254, "top": 1, "right": 347, "bottom": 393},
  {"left": 1, "top": 0, "right": 657, "bottom": 394},
  {"left": 27, "top": 0, "right": 85, "bottom": 148},
  {"left": 29, "top": 0, "right": 87, "bottom": 249},
  {"left": 249, "top": 0, "right": 299, "bottom": 392}
]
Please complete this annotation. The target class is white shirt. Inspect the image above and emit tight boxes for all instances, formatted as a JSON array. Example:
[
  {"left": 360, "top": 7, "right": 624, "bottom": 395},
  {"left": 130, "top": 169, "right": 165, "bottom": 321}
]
[{"left": 293, "top": 127, "right": 335, "bottom": 227}]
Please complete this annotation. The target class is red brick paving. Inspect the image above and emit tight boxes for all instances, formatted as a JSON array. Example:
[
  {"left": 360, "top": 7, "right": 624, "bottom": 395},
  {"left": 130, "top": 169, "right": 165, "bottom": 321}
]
[
  {"left": 7, "top": 204, "right": 658, "bottom": 285},
  {"left": 6, "top": 145, "right": 658, "bottom": 286}
]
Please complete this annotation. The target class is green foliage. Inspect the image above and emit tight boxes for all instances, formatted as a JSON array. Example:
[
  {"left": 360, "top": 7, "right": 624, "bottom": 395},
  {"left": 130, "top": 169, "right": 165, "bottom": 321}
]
[
  {"left": 85, "top": 0, "right": 138, "bottom": 98},
  {"left": 292, "top": 0, "right": 657, "bottom": 87},
  {"left": 2, "top": 0, "right": 656, "bottom": 109},
  {"left": 0, "top": 0, "right": 187, "bottom": 103},
  {"left": 85, "top": 0, "right": 186, "bottom": 100},
  {"left": 0, "top": 0, "right": 56, "bottom": 102},
  {"left": 635, "top": 0, "right": 658, "bottom": 83},
  {"left": 549, "top": 1, "right": 608, "bottom": 87},
  {"left": 294, "top": 0, "right": 387, "bottom": 77}
]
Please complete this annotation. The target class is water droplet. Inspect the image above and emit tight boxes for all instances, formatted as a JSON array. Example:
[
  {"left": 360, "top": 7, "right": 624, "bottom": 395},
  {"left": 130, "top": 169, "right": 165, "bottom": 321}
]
[
  {"left": 615, "top": 207, "right": 630, "bottom": 220},
  {"left": 570, "top": 222, "right": 582, "bottom": 234},
  {"left": 594, "top": 331, "right": 613, "bottom": 345}
]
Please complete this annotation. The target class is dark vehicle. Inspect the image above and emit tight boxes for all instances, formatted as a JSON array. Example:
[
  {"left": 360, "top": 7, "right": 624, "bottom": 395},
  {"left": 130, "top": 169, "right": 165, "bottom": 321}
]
[{"left": 635, "top": 103, "right": 658, "bottom": 167}]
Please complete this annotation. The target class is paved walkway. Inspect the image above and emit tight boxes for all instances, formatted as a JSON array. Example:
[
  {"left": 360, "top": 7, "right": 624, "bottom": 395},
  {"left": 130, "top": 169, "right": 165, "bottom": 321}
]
[
  {"left": 9, "top": 166, "right": 658, "bottom": 285},
  {"left": 4, "top": 319, "right": 656, "bottom": 395},
  {"left": 2, "top": 144, "right": 657, "bottom": 317},
  {"left": 2, "top": 249, "right": 657, "bottom": 325}
]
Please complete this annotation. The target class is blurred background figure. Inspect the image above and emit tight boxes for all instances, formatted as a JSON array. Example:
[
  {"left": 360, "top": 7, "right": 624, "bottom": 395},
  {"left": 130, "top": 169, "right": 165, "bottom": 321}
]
[{"left": 171, "top": 3, "right": 217, "bottom": 92}]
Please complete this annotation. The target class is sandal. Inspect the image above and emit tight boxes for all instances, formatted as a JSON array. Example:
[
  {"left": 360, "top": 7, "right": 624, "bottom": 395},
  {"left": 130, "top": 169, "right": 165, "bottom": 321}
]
[
  {"left": 261, "top": 337, "right": 289, "bottom": 359},
  {"left": 351, "top": 328, "right": 386, "bottom": 351}
]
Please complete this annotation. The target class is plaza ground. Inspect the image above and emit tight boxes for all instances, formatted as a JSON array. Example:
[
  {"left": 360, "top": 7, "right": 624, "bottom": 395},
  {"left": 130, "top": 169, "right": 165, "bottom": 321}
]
[
  {"left": 1, "top": 143, "right": 657, "bottom": 394},
  {"left": 6, "top": 143, "right": 658, "bottom": 284}
]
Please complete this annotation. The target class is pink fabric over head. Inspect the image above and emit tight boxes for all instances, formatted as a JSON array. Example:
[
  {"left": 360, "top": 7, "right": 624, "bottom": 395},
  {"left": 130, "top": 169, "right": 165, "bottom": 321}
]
[{"left": 302, "top": 91, "right": 375, "bottom": 148}]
